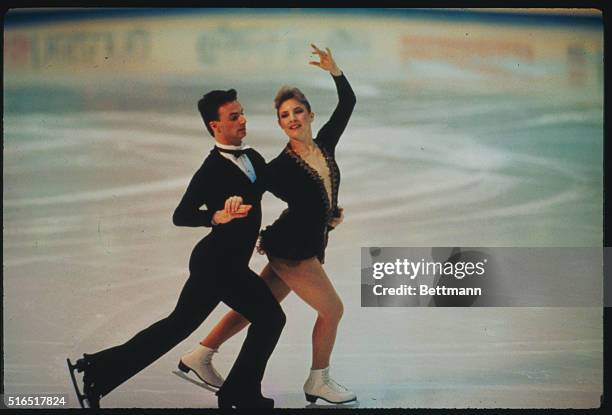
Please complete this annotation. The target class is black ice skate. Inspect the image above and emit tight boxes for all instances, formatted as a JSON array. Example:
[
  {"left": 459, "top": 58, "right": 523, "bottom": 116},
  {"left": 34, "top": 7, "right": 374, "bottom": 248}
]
[{"left": 66, "top": 357, "right": 101, "bottom": 408}]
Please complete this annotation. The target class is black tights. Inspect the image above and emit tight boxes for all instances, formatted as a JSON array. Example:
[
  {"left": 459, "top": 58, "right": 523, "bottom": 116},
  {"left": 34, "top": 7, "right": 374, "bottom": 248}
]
[{"left": 86, "top": 267, "right": 285, "bottom": 398}]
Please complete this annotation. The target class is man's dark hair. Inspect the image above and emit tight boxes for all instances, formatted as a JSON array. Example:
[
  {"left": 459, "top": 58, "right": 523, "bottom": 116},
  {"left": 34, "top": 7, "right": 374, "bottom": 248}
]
[{"left": 198, "top": 89, "right": 238, "bottom": 136}]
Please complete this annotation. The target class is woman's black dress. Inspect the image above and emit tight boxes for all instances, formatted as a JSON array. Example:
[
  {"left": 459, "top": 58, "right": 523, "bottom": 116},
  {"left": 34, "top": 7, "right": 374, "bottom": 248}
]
[{"left": 258, "top": 73, "right": 356, "bottom": 263}]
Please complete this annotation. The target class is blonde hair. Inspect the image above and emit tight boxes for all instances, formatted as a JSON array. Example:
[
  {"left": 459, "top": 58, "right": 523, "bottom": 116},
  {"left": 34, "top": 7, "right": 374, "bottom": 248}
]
[{"left": 274, "top": 86, "right": 311, "bottom": 118}]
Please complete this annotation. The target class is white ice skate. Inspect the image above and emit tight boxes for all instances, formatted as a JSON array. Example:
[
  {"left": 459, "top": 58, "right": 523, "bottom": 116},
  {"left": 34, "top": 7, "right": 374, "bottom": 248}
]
[
  {"left": 178, "top": 345, "right": 224, "bottom": 389},
  {"left": 303, "top": 366, "right": 356, "bottom": 404}
]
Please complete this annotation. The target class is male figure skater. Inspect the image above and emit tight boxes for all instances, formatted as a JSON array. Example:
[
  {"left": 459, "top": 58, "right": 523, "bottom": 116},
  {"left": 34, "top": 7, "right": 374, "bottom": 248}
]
[{"left": 67, "top": 89, "right": 286, "bottom": 409}]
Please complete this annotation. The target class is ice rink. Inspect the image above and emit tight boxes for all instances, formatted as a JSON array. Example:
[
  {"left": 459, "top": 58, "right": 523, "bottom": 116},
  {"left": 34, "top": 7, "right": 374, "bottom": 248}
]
[{"left": 3, "top": 9, "right": 603, "bottom": 409}]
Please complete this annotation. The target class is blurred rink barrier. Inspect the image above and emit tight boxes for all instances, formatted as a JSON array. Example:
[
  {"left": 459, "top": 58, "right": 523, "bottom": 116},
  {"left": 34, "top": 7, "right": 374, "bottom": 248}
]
[{"left": 3, "top": 8, "right": 603, "bottom": 113}]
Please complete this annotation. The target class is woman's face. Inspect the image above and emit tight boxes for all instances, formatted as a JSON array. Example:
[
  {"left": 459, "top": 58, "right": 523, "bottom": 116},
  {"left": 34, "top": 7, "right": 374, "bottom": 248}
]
[{"left": 277, "top": 98, "right": 314, "bottom": 140}]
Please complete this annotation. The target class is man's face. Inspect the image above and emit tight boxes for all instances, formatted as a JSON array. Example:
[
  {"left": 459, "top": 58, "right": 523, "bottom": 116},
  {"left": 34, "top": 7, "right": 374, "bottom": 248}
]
[{"left": 211, "top": 100, "right": 247, "bottom": 145}]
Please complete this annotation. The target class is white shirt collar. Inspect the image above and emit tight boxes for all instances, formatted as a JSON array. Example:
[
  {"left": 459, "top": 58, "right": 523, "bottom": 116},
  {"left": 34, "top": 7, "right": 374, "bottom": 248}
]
[{"left": 215, "top": 141, "right": 250, "bottom": 151}]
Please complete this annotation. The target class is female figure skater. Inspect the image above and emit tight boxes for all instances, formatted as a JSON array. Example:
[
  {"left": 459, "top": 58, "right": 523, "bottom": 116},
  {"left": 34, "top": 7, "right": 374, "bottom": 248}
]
[{"left": 179, "top": 44, "right": 356, "bottom": 404}]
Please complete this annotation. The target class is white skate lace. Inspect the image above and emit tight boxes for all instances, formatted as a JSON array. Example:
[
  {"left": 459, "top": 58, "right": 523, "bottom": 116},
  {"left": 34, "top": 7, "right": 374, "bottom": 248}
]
[
  {"left": 202, "top": 349, "right": 216, "bottom": 364},
  {"left": 202, "top": 349, "right": 222, "bottom": 379},
  {"left": 322, "top": 371, "right": 349, "bottom": 392}
]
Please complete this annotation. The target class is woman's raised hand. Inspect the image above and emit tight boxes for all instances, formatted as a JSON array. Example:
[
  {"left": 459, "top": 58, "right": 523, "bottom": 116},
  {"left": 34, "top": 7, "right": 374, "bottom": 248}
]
[{"left": 309, "top": 44, "right": 342, "bottom": 76}]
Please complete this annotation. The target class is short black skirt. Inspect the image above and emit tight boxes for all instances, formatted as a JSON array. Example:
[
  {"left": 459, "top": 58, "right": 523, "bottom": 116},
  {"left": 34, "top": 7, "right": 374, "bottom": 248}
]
[{"left": 257, "top": 214, "right": 328, "bottom": 264}]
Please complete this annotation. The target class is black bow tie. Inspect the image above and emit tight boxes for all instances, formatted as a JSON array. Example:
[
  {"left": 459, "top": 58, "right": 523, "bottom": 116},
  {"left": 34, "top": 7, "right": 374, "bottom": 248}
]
[{"left": 216, "top": 147, "right": 248, "bottom": 157}]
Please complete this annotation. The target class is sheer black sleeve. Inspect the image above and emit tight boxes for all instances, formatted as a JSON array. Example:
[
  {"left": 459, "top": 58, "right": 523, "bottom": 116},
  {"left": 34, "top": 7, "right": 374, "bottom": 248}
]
[{"left": 315, "top": 73, "right": 356, "bottom": 152}]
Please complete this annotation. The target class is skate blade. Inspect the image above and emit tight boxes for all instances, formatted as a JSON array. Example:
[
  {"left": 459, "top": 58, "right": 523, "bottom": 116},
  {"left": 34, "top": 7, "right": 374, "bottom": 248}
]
[
  {"left": 305, "top": 393, "right": 359, "bottom": 408},
  {"left": 171, "top": 370, "right": 219, "bottom": 392},
  {"left": 66, "top": 358, "right": 86, "bottom": 408}
]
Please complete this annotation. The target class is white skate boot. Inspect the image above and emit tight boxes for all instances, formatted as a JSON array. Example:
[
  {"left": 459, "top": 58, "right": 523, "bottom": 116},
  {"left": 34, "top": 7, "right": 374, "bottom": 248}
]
[
  {"left": 178, "top": 345, "right": 224, "bottom": 389},
  {"left": 303, "top": 366, "right": 356, "bottom": 404}
]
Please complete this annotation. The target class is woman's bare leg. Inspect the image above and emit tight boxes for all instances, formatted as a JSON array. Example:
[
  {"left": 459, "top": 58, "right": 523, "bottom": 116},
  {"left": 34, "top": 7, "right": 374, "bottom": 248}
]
[
  {"left": 268, "top": 257, "right": 343, "bottom": 369},
  {"left": 201, "top": 263, "right": 291, "bottom": 349}
]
